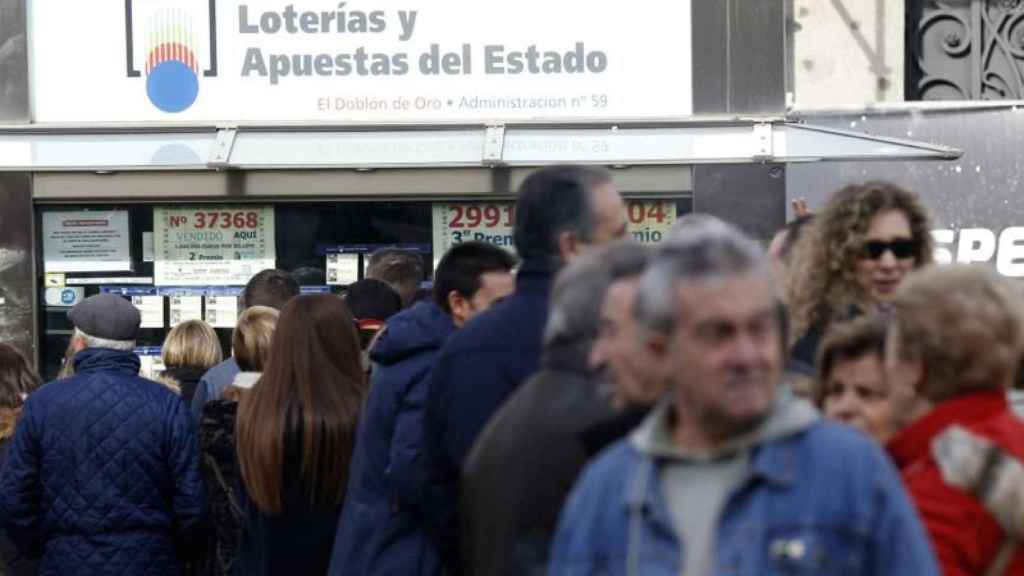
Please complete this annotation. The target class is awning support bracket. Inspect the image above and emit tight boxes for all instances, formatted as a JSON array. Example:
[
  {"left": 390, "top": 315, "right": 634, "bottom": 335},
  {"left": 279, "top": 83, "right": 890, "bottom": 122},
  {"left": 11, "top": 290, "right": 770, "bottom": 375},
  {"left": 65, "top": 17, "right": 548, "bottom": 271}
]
[
  {"left": 483, "top": 124, "right": 506, "bottom": 166},
  {"left": 208, "top": 127, "right": 238, "bottom": 169},
  {"left": 752, "top": 122, "right": 774, "bottom": 162}
]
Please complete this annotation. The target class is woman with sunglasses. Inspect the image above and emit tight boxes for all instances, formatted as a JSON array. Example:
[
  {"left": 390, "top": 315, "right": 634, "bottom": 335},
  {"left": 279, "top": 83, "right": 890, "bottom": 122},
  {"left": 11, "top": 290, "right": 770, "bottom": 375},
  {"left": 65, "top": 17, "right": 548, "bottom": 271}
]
[{"left": 786, "top": 181, "right": 935, "bottom": 369}]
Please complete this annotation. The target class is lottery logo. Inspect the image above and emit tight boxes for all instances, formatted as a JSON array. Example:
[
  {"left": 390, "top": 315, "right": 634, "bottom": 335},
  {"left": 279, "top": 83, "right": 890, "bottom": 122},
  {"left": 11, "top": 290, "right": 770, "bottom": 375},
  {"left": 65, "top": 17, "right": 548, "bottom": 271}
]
[{"left": 125, "top": 0, "right": 218, "bottom": 113}]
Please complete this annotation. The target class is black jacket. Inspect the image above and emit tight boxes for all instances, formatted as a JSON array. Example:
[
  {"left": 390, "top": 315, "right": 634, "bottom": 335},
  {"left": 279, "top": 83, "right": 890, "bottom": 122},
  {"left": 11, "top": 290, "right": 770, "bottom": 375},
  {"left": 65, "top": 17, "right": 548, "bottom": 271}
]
[
  {"left": 459, "top": 346, "right": 648, "bottom": 576},
  {"left": 197, "top": 399, "right": 242, "bottom": 576},
  {"left": 236, "top": 424, "right": 345, "bottom": 576},
  {"left": 164, "top": 365, "right": 208, "bottom": 410},
  {"left": 421, "top": 258, "right": 556, "bottom": 574}
]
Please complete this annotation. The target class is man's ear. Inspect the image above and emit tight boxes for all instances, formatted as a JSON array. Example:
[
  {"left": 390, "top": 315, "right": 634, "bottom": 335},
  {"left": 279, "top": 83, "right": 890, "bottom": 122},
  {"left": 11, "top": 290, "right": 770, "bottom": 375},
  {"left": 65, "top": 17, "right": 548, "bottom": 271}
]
[
  {"left": 447, "top": 290, "right": 471, "bottom": 326},
  {"left": 557, "top": 230, "right": 581, "bottom": 263},
  {"left": 70, "top": 334, "right": 87, "bottom": 353}
]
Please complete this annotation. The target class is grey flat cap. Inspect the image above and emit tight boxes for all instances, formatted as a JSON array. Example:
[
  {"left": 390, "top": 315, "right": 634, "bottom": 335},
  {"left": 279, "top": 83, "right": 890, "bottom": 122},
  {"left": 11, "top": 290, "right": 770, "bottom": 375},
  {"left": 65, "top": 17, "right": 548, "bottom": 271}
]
[{"left": 69, "top": 293, "right": 141, "bottom": 341}]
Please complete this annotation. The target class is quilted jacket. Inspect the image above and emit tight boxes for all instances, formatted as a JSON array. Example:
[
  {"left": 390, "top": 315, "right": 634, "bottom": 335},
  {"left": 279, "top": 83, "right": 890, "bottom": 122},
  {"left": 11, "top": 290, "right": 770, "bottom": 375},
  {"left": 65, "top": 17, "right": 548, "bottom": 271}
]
[{"left": 0, "top": 347, "right": 207, "bottom": 576}]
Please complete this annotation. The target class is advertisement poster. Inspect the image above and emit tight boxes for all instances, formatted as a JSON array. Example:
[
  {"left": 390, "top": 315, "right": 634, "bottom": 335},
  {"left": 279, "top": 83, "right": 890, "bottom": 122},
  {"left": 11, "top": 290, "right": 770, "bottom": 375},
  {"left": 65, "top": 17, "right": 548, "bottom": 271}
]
[
  {"left": 41, "top": 211, "right": 131, "bottom": 273},
  {"left": 32, "top": 1, "right": 692, "bottom": 123},
  {"left": 154, "top": 206, "right": 275, "bottom": 286},
  {"left": 431, "top": 200, "right": 677, "bottom": 260}
]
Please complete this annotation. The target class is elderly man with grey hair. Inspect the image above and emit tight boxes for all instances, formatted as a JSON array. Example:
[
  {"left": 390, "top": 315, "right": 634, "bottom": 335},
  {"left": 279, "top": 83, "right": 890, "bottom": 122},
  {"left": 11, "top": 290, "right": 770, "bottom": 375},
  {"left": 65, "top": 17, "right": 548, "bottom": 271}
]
[
  {"left": 548, "top": 224, "right": 939, "bottom": 575},
  {"left": 0, "top": 294, "right": 206, "bottom": 575},
  {"left": 460, "top": 241, "right": 652, "bottom": 576}
]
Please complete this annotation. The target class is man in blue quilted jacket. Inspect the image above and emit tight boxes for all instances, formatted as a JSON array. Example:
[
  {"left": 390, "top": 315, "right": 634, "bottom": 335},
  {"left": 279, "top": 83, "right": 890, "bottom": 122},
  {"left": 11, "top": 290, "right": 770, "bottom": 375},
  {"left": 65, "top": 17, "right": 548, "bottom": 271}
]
[{"left": 0, "top": 294, "right": 207, "bottom": 575}]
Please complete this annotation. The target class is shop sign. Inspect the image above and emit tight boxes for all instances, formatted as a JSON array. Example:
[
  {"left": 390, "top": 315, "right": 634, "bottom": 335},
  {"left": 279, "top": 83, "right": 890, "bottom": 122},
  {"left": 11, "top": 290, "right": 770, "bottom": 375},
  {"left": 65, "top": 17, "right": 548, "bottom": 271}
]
[
  {"left": 153, "top": 206, "right": 275, "bottom": 286},
  {"left": 431, "top": 200, "right": 677, "bottom": 260},
  {"left": 41, "top": 211, "right": 132, "bottom": 273},
  {"left": 32, "top": 0, "right": 692, "bottom": 123}
]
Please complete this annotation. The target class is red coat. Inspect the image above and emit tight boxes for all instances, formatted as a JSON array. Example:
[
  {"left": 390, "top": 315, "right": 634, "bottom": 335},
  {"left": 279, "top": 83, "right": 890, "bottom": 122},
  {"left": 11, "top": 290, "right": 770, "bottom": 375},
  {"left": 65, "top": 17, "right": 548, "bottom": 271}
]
[{"left": 887, "top": 391, "right": 1024, "bottom": 576}]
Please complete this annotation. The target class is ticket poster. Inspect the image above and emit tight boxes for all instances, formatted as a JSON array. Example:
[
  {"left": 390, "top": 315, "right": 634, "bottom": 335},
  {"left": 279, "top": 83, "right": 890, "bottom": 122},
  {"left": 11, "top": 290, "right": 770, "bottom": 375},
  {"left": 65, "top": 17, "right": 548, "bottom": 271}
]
[
  {"left": 326, "top": 253, "right": 361, "bottom": 285},
  {"left": 169, "top": 295, "right": 203, "bottom": 327},
  {"left": 154, "top": 206, "right": 276, "bottom": 286},
  {"left": 205, "top": 295, "right": 240, "bottom": 329},
  {"left": 132, "top": 295, "right": 165, "bottom": 329},
  {"left": 431, "top": 200, "right": 677, "bottom": 261},
  {"left": 625, "top": 200, "right": 677, "bottom": 243},
  {"left": 431, "top": 203, "right": 516, "bottom": 264},
  {"left": 135, "top": 347, "right": 165, "bottom": 381}
]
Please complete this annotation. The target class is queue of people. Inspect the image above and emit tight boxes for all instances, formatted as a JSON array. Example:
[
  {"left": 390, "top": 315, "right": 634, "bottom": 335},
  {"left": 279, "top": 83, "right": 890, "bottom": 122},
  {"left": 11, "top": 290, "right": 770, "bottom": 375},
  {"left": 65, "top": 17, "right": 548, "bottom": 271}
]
[{"left": 0, "top": 166, "right": 1021, "bottom": 575}]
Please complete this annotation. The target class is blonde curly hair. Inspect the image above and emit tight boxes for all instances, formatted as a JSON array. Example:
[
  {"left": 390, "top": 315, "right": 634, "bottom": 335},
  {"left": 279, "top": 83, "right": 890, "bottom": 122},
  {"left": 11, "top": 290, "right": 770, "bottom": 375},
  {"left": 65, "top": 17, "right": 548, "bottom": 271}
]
[{"left": 786, "top": 182, "right": 934, "bottom": 343}]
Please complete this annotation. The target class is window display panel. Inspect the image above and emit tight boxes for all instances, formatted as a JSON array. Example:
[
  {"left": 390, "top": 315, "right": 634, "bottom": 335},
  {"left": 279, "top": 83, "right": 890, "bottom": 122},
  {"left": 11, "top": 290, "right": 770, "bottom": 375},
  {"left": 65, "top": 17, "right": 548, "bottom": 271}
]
[{"left": 35, "top": 197, "right": 688, "bottom": 380}]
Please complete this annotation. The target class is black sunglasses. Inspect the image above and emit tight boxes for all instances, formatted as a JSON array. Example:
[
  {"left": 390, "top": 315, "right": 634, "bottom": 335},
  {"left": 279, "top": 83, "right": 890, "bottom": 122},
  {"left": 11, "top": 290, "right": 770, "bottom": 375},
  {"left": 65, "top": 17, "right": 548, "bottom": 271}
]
[{"left": 860, "top": 239, "right": 916, "bottom": 260}]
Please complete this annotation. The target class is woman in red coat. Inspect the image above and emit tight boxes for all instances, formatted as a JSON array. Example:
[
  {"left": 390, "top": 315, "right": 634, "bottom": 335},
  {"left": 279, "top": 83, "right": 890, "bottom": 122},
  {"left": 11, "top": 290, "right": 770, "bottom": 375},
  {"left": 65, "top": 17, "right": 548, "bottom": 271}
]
[{"left": 882, "top": 264, "right": 1024, "bottom": 576}]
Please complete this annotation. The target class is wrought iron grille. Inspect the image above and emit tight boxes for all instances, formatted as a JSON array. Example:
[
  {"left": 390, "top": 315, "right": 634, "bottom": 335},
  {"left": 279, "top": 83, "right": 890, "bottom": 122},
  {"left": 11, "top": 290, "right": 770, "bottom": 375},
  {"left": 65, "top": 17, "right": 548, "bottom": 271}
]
[{"left": 908, "top": 0, "right": 1024, "bottom": 99}]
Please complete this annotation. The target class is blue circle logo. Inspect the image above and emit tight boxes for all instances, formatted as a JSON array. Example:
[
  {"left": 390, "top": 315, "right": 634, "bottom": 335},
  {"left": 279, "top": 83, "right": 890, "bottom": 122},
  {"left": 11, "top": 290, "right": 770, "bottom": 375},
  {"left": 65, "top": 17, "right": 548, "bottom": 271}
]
[
  {"left": 147, "top": 60, "right": 199, "bottom": 113},
  {"left": 60, "top": 289, "right": 76, "bottom": 305}
]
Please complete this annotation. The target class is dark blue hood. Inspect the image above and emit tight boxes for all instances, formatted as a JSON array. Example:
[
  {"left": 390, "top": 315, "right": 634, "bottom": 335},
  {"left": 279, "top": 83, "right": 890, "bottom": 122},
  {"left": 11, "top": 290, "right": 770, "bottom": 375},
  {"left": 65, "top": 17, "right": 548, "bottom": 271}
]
[{"left": 370, "top": 301, "right": 456, "bottom": 367}]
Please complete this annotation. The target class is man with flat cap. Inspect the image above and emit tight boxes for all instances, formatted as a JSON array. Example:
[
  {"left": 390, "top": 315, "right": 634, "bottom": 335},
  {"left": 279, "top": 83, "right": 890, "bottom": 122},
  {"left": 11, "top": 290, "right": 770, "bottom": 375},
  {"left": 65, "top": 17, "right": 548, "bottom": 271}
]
[{"left": 0, "top": 294, "right": 207, "bottom": 575}]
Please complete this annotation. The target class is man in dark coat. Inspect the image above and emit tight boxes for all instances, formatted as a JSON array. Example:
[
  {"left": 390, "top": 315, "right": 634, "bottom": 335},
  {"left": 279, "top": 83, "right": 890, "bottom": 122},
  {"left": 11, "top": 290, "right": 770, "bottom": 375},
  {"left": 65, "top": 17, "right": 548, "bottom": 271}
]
[
  {"left": 461, "top": 241, "right": 653, "bottom": 576},
  {"left": 328, "top": 242, "right": 515, "bottom": 576},
  {"left": 0, "top": 294, "right": 207, "bottom": 575},
  {"left": 420, "top": 165, "right": 629, "bottom": 574}
]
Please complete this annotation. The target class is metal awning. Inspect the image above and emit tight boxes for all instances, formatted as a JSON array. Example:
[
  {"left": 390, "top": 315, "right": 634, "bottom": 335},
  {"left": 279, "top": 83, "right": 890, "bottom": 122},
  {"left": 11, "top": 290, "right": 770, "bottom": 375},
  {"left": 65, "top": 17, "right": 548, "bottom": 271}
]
[{"left": 0, "top": 118, "right": 961, "bottom": 172}]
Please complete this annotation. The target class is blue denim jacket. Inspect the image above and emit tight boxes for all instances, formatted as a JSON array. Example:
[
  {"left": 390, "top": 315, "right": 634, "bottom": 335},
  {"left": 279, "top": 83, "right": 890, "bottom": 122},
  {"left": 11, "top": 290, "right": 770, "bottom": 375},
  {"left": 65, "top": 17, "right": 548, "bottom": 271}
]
[{"left": 548, "top": 412, "right": 939, "bottom": 575}]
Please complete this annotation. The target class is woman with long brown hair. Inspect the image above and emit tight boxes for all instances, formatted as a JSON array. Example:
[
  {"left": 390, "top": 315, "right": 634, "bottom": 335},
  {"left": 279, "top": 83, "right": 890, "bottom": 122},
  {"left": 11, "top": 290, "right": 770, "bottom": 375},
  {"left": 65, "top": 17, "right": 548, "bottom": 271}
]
[
  {"left": 235, "top": 294, "right": 367, "bottom": 575},
  {"left": 786, "top": 181, "right": 934, "bottom": 369}
]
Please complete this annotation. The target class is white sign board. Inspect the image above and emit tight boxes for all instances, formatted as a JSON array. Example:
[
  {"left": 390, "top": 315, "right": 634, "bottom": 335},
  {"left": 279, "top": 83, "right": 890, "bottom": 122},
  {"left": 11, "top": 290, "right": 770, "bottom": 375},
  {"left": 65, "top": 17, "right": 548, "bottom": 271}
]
[
  {"left": 41, "top": 211, "right": 131, "bottom": 273},
  {"left": 153, "top": 206, "right": 275, "bottom": 286},
  {"left": 31, "top": 1, "right": 693, "bottom": 123}
]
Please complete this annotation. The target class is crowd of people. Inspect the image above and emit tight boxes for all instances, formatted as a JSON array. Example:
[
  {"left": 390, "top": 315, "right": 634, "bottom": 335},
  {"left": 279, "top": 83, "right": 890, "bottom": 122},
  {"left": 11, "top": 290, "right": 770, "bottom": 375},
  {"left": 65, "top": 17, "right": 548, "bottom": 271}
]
[{"left": 0, "top": 165, "right": 1021, "bottom": 575}]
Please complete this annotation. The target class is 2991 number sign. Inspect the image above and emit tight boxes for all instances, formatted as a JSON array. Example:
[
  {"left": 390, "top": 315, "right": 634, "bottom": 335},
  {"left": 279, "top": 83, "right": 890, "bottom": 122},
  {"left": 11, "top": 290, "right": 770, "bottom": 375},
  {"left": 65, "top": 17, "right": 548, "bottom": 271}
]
[{"left": 431, "top": 200, "right": 677, "bottom": 261}]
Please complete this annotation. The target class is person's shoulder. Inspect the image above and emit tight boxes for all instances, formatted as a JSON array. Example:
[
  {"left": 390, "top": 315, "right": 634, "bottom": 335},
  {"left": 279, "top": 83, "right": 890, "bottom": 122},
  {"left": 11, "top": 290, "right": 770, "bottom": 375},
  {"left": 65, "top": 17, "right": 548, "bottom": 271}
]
[
  {"left": 202, "top": 358, "right": 239, "bottom": 381},
  {"left": 787, "top": 421, "right": 894, "bottom": 480},
  {"left": 443, "top": 294, "right": 544, "bottom": 353},
  {"left": 966, "top": 405, "right": 1024, "bottom": 459},
  {"left": 577, "top": 438, "right": 643, "bottom": 488}
]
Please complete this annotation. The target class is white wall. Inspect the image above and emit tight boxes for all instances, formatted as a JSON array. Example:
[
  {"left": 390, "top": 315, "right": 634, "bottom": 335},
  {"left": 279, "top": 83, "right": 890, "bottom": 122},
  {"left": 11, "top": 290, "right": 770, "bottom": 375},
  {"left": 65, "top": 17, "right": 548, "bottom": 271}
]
[{"left": 790, "top": 0, "right": 904, "bottom": 111}]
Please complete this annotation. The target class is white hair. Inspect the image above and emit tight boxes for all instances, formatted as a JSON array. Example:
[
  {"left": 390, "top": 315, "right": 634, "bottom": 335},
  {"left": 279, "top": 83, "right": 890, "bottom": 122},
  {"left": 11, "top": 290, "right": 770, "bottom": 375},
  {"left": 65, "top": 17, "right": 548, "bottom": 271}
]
[
  {"left": 543, "top": 242, "right": 652, "bottom": 349},
  {"left": 634, "top": 222, "right": 770, "bottom": 338},
  {"left": 73, "top": 328, "right": 136, "bottom": 352}
]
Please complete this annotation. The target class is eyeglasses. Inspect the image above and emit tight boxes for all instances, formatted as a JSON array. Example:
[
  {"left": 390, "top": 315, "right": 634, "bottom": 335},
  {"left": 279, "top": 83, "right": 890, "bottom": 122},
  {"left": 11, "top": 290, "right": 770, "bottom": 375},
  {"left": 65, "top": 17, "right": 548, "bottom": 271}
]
[{"left": 860, "top": 239, "right": 916, "bottom": 260}]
